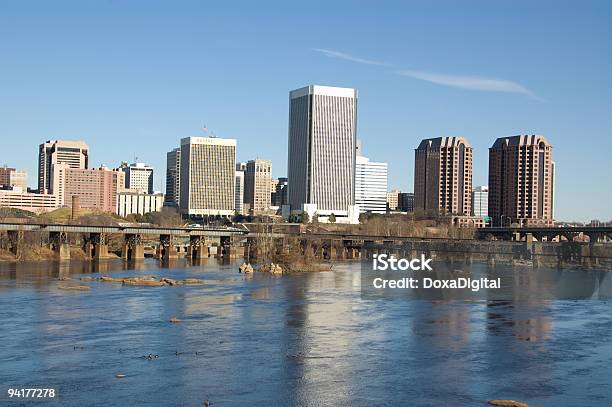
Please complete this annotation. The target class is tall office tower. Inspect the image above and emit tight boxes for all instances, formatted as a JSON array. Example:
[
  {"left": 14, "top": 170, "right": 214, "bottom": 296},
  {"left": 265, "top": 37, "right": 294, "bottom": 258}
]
[
  {"left": 386, "top": 190, "right": 400, "bottom": 211},
  {"left": 121, "top": 162, "right": 154, "bottom": 193},
  {"left": 414, "top": 137, "right": 473, "bottom": 216},
  {"left": 235, "top": 170, "right": 245, "bottom": 215},
  {"left": 287, "top": 85, "right": 357, "bottom": 218},
  {"left": 488, "top": 135, "right": 554, "bottom": 226},
  {"left": 0, "top": 166, "right": 27, "bottom": 190},
  {"left": 272, "top": 177, "right": 288, "bottom": 207},
  {"left": 471, "top": 186, "right": 489, "bottom": 217},
  {"left": 355, "top": 155, "right": 388, "bottom": 213},
  {"left": 51, "top": 164, "right": 125, "bottom": 213},
  {"left": 38, "top": 140, "right": 89, "bottom": 194},
  {"left": 244, "top": 159, "right": 272, "bottom": 215},
  {"left": 179, "top": 137, "right": 236, "bottom": 217},
  {"left": 165, "top": 148, "right": 181, "bottom": 207}
]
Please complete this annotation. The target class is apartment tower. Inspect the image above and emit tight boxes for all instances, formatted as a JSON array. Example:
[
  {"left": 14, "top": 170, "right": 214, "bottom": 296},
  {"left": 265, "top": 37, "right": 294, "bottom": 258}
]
[
  {"left": 179, "top": 137, "right": 236, "bottom": 217},
  {"left": 287, "top": 85, "right": 357, "bottom": 216},
  {"left": 38, "top": 140, "right": 89, "bottom": 194},
  {"left": 414, "top": 137, "right": 473, "bottom": 215},
  {"left": 488, "top": 135, "right": 554, "bottom": 226}
]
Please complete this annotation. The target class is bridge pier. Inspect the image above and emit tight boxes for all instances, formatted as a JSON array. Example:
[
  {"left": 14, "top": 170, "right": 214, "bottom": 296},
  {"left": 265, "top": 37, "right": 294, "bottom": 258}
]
[
  {"left": 7, "top": 230, "right": 24, "bottom": 258},
  {"left": 158, "top": 234, "right": 178, "bottom": 260},
  {"left": 219, "top": 236, "right": 236, "bottom": 258},
  {"left": 49, "top": 231, "right": 70, "bottom": 261},
  {"left": 189, "top": 236, "right": 209, "bottom": 260},
  {"left": 123, "top": 234, "right": 144, "bottom": 260},
  {"left": 88, "top": 232, "right": 110, "bottom": 260}
]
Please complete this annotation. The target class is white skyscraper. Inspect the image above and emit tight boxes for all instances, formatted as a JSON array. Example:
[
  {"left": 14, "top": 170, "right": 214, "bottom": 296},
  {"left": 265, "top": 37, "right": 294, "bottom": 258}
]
[
  {"left": 179, "top": 137, "right": 236, "bottom": 217},
  {"left": 355, "top": 155, "right": 388, "bottom": 214},
  {"left": 287, "top": 85, "right": 358, "bottom": 222}
]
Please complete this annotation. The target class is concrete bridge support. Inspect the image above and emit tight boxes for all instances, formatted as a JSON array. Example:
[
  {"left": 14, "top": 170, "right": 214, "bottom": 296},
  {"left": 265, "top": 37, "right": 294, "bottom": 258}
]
[
  {"left": 89, "top": 233, "right": 110, "bottom": 260},
  {"left": 158, "top": 234, "right": 178, "bottom": 261},
  {"left": 123, "top": 234, "right": 145, "bottom": 260},
  {"left": 189, "top": 236, "right": 209, "bottom": 260},
  {"left": 7, "top": 230, "right": 24, "bottom": 258},
  {"left": 219, "top": 236, "right": 236, "bottom": 258},
  {"left": 49, "top": 231, "right": 70, "bottom": 261}
]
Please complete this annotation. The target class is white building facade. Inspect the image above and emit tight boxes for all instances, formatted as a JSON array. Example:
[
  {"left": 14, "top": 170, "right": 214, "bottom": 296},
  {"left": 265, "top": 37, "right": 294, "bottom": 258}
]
[
  {"left": 286, "top": 85, "right": 358, "bottom": 223},
  {"left": 471, "top": 186, "right": 489, "bottom": 217},
  {"left": 122, "top": 162, "right": 154, "bottom": 194},
  {"left": 355, "top": 155, "right": 388, "bottom": 213},
  {"left": 117, "top": 191, "right": 164, "bottom": 217}
]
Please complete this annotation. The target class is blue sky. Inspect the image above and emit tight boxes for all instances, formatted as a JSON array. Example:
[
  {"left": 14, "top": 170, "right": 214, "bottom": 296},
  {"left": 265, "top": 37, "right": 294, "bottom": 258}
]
[{"left": 0, "top": 0, "right": 610, "bottom": 222}]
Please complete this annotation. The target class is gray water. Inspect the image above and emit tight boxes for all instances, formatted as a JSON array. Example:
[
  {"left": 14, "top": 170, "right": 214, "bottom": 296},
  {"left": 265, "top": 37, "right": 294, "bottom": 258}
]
[{"left": 1, "top": 259, "right": 611, "bottom": 406}]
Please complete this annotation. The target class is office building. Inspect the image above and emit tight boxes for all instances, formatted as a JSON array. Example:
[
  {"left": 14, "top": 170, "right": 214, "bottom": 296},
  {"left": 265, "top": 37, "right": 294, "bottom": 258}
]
[
  {"left": 38, "top": 140, "right": 89, "bottom": 194},
  {"left": 286, "top": 85, "right": 358, "bottom": 223},
  {"left": 488, "top": 135, "right": 554, "bottom": 226},
  {"left": 0, "top": 166, "right": 27, "bottom": 190},
  {"left": 471, "top": 186, "right": 489, "bottom": 217},
  {"left": 179, "top": 137, "right": 236, "bottom": 217},
  {"left": 398, "top": 192, "right": 415, "bottom": 213},
  {"left": 235, "top": 170, "right": 245, "bottom": 215},
  {"left": 355, "top": 155, "right": 388, "bottom": 213},
  {"left": 121, "top": 162, "right": 154, "bottom": 193},
  {"left": 414, "top": 137, "right": 473, "bottom": 216},
  {"left": 0, "top": 189, "right": 59, "bottom": 214},
  {"left": 272, "top": 177, "right": 288, "bottom": 207},
  {"left": 51, "top": 164, "right": 125, "bottom": 213},
  {"left": 387, "top": 190, "right": 400, "bottom": 211},
  {"left": 165, "top": 148, "right": 181, "bottom": 207},
  {"left": 244, "top": 159, "right": 272, "bottom": 215},
  {"left": 117, "top": 191, "right": 164, "bottom": 217}
]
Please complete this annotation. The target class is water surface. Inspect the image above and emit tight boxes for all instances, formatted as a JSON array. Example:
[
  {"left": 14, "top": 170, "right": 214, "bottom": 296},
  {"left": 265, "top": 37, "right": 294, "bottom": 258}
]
[{"left": 1, "top": 259, "right": 611, "bottom": 406}]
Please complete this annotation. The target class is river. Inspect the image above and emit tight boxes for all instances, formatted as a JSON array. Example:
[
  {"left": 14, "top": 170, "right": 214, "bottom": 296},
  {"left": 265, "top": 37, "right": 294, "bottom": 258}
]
[{"left": 1, "top": 259, "right": 611, "bottom": 406}]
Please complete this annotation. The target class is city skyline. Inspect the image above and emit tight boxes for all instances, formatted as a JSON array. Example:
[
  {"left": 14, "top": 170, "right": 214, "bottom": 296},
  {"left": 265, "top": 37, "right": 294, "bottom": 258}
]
[{"left": 0, "top": 1, "right": 610, "bottom": 222}]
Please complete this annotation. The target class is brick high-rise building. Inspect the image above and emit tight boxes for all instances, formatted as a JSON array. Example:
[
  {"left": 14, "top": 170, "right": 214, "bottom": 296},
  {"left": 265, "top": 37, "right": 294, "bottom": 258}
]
[
  {"left": 38, "top": 140, "right": 89, "bottom": 194},
  {"left": 244, "top": 159, "right": 272, "bottom": 215},
  {"left": 488, "top": 135, "right": 554, "bottom": 226},
  {"left": 414, "top": 137, "right": 472, "bottom": 216},
  {"left": 0, "top": 166, "right": 27, "bottom": 190},
  {"left": 51, "top": 164, "right": 125, "bottom": 213}
]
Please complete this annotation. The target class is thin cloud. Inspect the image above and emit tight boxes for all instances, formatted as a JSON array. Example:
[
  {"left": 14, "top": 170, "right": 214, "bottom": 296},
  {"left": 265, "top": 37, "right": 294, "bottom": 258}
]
[
  {"left": 312, "top": 48, "right": 390, "bottom": 66},
  {"left": 396, "top": 69, "right": 545, "bottom": 101}
]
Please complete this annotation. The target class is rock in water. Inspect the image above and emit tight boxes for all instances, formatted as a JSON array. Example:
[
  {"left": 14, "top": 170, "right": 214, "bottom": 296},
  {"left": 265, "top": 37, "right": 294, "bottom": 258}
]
[
  {"left": 178, "top": 278, "right": 206, "bottom": 285},
  {"left": 58, "top": 285, "right": 91, "bottom": 291},
  {"left": 488, "top": 400, "right": 529, "bottom": 407},
  {"left": 161, "top": 278, "right": 178, "bottom": 286}
]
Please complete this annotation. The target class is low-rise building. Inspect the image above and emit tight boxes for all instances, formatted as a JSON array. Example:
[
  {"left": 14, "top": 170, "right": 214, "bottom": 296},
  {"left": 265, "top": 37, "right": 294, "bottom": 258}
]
[
  {"left": 116, "top": 191, "right": 164, "bottom": 217},
  {"left": 0, "top": 187, "right": 59, "bottom": 214}
]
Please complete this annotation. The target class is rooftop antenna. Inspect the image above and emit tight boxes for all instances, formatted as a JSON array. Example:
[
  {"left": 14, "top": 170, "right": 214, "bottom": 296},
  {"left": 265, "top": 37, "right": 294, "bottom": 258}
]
[{"left": 203, "top": 124, "right": 217, "bottom": 138}]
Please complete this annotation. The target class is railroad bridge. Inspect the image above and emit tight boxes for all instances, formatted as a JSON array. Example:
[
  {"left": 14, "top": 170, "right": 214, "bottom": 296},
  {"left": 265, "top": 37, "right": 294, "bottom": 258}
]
[{"left": 0, "top": 223, "right": 247, "bottom": 261}]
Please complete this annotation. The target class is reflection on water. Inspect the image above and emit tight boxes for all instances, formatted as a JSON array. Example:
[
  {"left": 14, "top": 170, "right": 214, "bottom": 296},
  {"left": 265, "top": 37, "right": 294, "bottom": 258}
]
[{"left": 0, "top": 259, "right": 611, "bottom": 406}]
